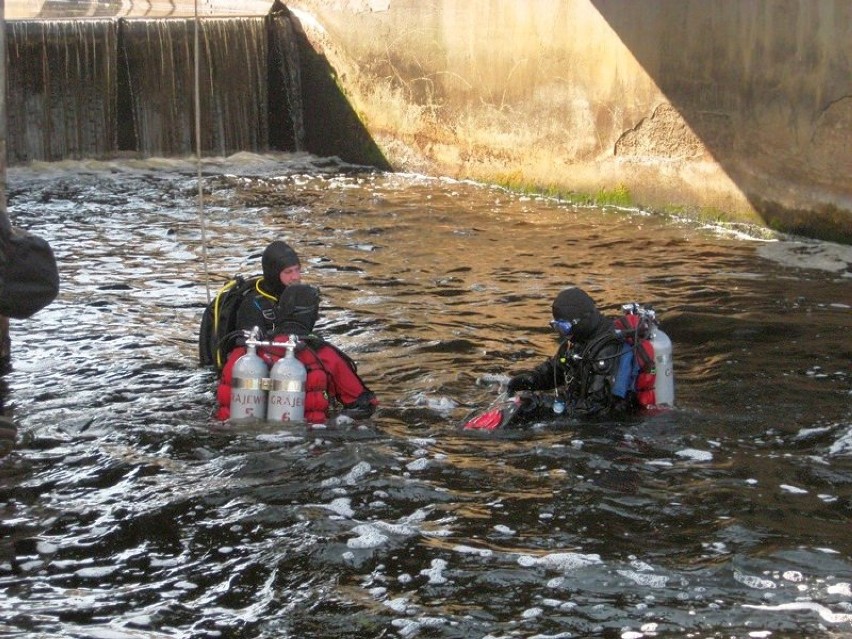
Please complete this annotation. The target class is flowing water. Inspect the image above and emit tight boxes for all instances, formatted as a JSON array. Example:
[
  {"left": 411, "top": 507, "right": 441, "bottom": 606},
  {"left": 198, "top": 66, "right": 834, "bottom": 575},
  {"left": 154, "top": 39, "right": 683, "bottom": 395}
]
[{"left": 1, "top": 153, "right": 851, "bottom": 639}]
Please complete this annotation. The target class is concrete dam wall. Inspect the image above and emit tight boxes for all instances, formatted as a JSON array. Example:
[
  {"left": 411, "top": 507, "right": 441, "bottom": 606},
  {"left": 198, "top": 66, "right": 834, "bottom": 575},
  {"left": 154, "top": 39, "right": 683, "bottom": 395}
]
[
  {"left": 5, "top": 0, "right": 851, "bottom": 243},
  {"left": 285, "top": 0, "right": 852, "bottom": 243}
]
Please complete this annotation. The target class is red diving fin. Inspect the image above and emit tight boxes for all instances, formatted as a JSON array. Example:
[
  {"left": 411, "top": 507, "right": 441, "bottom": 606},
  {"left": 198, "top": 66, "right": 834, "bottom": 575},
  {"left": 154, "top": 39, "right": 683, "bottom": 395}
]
[{"left": 462, "top": 394, "right": 523, "bottom": 431}]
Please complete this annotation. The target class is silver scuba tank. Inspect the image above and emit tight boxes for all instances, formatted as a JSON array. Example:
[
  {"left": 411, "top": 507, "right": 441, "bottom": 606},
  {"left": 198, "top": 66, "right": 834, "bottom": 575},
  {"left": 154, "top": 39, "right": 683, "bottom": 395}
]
[
  {"left": 266, "top": 336, "right": 307, "bottom": 422},
  {"left": 648, "top": 323, "right": 675, "bottom": 407},
  {"left": 229, "top": 342, "right": 269, "bottom": 422}
]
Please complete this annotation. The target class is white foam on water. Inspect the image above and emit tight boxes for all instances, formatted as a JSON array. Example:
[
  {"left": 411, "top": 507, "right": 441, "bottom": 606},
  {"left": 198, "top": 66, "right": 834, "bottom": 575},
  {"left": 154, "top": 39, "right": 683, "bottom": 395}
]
[
  {"left": 794, "top": 426, "right": 834, "bottom": 440},
  {"left": 406, "top": 457, "right": 430, "bottom": 471},
  {"left": 452, "top": 544, "right": 494, "bottom": 558},
  {"left": 343, "top": 461, "right": 372, "bottom": 484},
  {"left": 828, "top": 426, "right": 852, "bottom": 455},
  {"left": 828, "top": 583, "right": 852, "bottom": 596},
  {"left": 392, "top": 616, "right": 448, "bottom": 638},
  {"left": 409, "top": 437, "right": 437, "bottom": 447},
  {"left": 734, "top": 571, "right": 777, "bottom": 589},
  {"left": 675, "top": 448, "right": 713, "bottom": 462},
  {"left": 347, "top": 523, "right": 389, "bottom": 549},
  {"left": 517, "top": 551, "right": 603, "bottom": 571},
  {"left": 36, "top": 541, "right": 57, "bottom": 554},
  {"left": 412, "top": 393, "right": 458, "bottom": 412},
  {"left": 75, "top": 566, "right": 118, "bottom": 578},
  {"left": 323, "top": 497, "right": 355, "bottom": 518},
  {"left": 320, "top": 461, "right": 372, "bottom": 487},
  {"left": 780, "top": 484, "right": 808, "bottom": 494},
  {"left": 743, "top": 601, "right": 852, "bottom": 623},
  {"left": 617, "top": 569, "right": 669, "bottom": 588},
  {"left": 419, "top": 558, "right": 449, "bottom": 584},
  {"left": 384, "top": 596, "right": 411, "bottom": 613}
]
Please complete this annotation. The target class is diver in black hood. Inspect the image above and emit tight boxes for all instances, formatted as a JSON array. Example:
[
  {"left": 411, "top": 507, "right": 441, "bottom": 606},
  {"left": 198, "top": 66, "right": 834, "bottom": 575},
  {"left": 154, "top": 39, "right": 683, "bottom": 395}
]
[
  {"left": 506, "top": 286, "right": 632, "bottom": 419},
  {"left": 233, "top": 240, "right": 302, "bottom": 342}
]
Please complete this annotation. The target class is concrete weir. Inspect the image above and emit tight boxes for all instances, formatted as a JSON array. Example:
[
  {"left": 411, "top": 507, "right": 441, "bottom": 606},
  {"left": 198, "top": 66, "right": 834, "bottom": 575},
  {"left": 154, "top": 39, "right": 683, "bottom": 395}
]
[
  {"left": 284, "top": 0, "right": 852, "bottom": 243},
  {"left": 3, "top": 0, "right": 852, "bottom": 243}
]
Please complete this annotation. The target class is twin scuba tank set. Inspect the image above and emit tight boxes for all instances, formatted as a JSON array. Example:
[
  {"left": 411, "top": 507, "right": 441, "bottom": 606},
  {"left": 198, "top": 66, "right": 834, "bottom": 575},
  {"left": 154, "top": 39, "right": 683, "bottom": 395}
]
[{"left": 229, "top": 328, "right": 307, "bottom": 423}]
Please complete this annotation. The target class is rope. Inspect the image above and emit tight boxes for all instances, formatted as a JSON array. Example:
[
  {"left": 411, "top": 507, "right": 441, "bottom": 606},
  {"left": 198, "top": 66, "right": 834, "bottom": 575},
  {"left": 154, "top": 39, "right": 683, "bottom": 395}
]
[
  {"left": 0, "top": 0, "right": 13, "bottom": 243},
  {"left": 194, "top": 0, "right": 211, "bottom": 304}
]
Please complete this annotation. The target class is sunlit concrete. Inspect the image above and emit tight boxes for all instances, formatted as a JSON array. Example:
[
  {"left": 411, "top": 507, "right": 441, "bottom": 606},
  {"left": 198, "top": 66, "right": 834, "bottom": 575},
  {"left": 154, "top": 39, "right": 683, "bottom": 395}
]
[{"left": 285, "top": 0, "right": 852, "bottom": 242}]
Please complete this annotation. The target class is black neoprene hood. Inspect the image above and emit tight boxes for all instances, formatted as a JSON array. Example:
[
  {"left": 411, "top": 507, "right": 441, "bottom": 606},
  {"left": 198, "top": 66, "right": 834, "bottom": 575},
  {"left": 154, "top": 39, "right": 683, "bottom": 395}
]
[
  {"left": 261, "top": 240, "right": 300, "bottom": 295},
  {"left": 551, "top": 287, "right": 606, "bottom": 342}
]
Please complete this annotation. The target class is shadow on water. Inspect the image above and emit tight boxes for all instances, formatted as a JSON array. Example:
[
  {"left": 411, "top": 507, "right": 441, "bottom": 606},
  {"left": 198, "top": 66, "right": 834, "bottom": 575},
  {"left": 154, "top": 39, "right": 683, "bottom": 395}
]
[{"left": 0, "top": 154, "right": 850, "bottom": 638}]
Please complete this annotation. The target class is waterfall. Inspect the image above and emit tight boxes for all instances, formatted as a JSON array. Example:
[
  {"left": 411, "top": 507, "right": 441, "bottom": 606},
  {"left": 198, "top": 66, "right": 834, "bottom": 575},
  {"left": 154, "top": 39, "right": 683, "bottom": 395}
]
[
  {"left": 119, "top": 17, "right": 269, "bottom": 157},
  {"left": 5, "top": 14, "right": 303, "bottom": 163},
  {"left": 269, "top": 11, "right": 305, "bottom": 152},
  {"left": 6, "top": 20, "right": 118, "bottom": 163}
]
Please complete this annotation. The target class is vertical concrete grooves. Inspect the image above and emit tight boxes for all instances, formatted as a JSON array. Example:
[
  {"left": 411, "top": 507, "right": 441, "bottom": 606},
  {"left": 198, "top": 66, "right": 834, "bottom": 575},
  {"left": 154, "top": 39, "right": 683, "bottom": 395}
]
[
  {"left": 118, "top": 17, "right": 270, "bottom": 157},
  {"left": 5, "top": 15, "right": 287, "bottom": 161},
  {"left": 6, "top": 20, "right": 119, "bottom": 162}
]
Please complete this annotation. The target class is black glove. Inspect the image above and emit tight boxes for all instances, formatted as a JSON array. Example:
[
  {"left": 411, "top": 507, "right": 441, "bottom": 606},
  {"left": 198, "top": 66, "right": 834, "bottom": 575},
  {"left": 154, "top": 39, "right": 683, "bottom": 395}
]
[
  {"left": 507, "top": 372, "right": 538, "bottom": 395},
  {"left": 340, "top": 391, "right": 377, "bottom": 420}
]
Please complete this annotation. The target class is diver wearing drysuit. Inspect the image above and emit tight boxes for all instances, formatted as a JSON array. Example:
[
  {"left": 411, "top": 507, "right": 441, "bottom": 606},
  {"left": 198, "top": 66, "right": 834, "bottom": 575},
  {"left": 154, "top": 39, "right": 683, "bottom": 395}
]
[
  {"left": 506, "top": 286, "right": 636, "bottom": 419},
  {"left": 217, "top": 284, "right": 377, "bottom": 423}
]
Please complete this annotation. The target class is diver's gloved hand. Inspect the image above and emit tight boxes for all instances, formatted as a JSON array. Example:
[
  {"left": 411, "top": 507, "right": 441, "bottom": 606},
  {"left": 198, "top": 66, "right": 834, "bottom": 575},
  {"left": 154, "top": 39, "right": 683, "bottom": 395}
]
[{"left": 507, "top": 372, "right": 538, "bottom": 395}]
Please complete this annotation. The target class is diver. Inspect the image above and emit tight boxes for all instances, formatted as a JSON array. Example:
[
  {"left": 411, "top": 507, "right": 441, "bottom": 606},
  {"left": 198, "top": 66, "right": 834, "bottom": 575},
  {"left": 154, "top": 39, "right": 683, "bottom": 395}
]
[
  {"left": 216, "top": 284, "right": 378, "bottom": 424},
  {"left": 467, "top": 286, "right": 673, "bottom": 430}
]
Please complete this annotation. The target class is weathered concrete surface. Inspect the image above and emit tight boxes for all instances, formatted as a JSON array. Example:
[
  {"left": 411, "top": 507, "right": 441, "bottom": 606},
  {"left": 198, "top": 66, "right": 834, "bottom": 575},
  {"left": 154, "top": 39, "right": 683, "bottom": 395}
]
[{"left": 285, "top": 0, "right": 852, "bottom": 243}]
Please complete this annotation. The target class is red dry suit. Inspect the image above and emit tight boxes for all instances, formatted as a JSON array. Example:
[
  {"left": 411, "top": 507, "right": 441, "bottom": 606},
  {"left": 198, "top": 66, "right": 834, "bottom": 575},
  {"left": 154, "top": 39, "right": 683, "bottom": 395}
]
[{"left": 216, "top": 336, "right": 377, "bottom": 423}]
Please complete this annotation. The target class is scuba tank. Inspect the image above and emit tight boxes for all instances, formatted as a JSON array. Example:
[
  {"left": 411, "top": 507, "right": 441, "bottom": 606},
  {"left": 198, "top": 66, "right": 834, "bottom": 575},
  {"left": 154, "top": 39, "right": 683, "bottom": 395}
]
[
  {"left": 229, "top": 340, "right": 269, "bottom": 422},
  {"left": 266, "top": 335, "right": 307, "bottom": 422},
  {"left": 619, "top": 303, "right": 675, "bottom": 408},
  {"left": 648, "top": 323, "right": 675, "bottom": 407}
]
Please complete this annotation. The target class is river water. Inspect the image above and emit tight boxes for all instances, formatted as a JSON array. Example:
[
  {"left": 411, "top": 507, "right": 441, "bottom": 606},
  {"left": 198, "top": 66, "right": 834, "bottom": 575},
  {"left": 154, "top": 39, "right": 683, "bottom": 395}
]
[{"left": 1, "top": 153, "right": 850, "bottom": 639}]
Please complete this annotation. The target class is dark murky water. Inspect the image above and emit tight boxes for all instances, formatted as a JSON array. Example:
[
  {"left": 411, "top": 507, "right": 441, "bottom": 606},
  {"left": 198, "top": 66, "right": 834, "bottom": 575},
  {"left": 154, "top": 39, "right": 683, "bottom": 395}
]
[{"left": 2, "top": 153, "right": 851, "bottom": 638}]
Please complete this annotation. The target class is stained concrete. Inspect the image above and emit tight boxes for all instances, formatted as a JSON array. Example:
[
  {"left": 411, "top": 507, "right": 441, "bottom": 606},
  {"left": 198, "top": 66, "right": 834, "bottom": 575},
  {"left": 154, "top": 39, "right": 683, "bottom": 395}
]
[{"left": 285, "top": 0, "right": 852, "bottom": 243}]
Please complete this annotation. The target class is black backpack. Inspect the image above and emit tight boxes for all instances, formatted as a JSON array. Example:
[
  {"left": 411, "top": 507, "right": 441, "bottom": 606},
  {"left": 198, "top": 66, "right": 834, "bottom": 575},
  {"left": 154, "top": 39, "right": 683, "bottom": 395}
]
[{"left": 198, "top": 275, "right": 261, "bottom": 371}]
